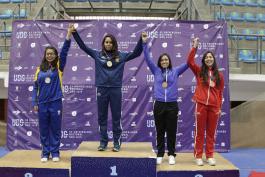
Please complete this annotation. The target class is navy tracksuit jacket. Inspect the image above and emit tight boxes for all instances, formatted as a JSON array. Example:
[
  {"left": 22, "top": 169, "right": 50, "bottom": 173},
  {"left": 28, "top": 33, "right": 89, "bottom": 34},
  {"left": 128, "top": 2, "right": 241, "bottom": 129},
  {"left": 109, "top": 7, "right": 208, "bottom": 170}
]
[{"left": 73, "top": 31, "right": 143, "bottom": 146}]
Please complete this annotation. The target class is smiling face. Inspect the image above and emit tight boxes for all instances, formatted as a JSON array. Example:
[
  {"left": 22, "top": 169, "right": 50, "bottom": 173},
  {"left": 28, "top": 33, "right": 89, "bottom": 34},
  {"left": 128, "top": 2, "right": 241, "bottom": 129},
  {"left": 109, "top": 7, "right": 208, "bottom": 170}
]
[
  {"left": 160, "top": 55, "right": 170, "bottom": 69},
  {"left": 103, "top": 37, "right": 113, "bottom": 51},
  {"left": 45, "top": 49, "right": 56, "bottom": 63},
  {"left": 157, "top": 53, "right": 172, "bottom": 70},
  {"left": 204, "top": 52, "right": 215, "bottom": 67}
]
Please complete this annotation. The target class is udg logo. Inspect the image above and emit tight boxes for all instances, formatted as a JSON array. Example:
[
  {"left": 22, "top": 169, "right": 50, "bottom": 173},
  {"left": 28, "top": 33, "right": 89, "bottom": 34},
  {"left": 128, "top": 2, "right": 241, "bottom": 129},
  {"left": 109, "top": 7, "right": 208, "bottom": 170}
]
[
  {"left": 14, "top": 74, "right": 25, "bottom": 82},
  {"left": 24, "top": 173, "right": 33, "bottom": 177},
  {"left": 195, "top": 174, "right": 203, "bottom": 177},
  {"left": 147, "top": 75, "right": 154, "bottom": 82}
]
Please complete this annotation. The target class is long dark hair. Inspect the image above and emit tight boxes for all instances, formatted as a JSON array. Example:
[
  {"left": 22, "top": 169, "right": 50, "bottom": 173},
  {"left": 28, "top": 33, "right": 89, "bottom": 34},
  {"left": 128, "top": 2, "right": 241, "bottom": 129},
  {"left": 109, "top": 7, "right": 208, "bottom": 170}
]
[
  {"left": 157, "top": 53, "right": 172, "bottom": 70},
  {"left": 40, "top": 46, "right": 59, "bottom": 72},
  {"left": 101, "top": 34, "right": 119, "bottom": 60},
  {"left": 199, "top": 51, "right": 221, "bottom": 87}
]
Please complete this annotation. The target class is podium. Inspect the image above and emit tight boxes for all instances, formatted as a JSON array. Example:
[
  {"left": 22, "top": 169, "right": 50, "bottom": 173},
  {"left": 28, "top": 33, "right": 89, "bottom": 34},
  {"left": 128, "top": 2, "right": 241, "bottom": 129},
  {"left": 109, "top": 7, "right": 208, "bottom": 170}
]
[
  {"left": 157, "top": 153, "right": 239, "bottom": 177},
  {"left": 0, "top": 142, "right": 239, "bottom": 177},
  {"left": 71, "top": 141, "right": 156, "bottom": 177},
  {"left": 0, "top": 150, "right": 72, "bottom": 177}
]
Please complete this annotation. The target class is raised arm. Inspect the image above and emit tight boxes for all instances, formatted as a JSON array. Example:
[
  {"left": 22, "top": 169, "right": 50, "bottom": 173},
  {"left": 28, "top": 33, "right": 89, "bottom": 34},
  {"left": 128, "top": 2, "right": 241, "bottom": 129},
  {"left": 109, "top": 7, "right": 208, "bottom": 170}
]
[
  {"left": 124, "top": 33, "right": 144, "bottom": 62},
  {"left": 143, "top": 43, "right": 158, "bottom": 75},
  {"left": 58, "top": 26, "right": 72, "bottom": 72},
  {"left": 176, "top": 63, "right": 189, "bottom": 76},
  {"left": 71, "top": 24, "right": 98, "bottom": 59},
  {"left": 187, "top": 38, "right": 200, "bottom": 74}
]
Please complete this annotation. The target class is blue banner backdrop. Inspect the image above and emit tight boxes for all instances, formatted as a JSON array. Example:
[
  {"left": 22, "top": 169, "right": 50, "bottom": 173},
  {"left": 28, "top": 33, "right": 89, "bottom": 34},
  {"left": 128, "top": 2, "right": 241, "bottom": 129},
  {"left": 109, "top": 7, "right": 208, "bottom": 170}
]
[{"left": 7, "top": 20, "right": 230, "bottom": 152}]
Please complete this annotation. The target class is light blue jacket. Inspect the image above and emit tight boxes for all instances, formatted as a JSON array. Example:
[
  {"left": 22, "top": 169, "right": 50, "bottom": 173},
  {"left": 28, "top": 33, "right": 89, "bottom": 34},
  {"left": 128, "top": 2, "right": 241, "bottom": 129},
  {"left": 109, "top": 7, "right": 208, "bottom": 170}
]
[{"left": 143, "top": 43, "right": 188, "bottom": 102}]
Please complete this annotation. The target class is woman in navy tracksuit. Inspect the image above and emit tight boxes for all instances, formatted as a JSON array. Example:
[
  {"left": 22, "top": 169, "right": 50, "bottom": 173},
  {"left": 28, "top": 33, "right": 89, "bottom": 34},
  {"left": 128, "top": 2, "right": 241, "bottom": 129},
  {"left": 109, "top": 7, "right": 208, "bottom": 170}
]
[
  {"left": 32, "top": 25, "right": 72, "bottom": 162},
  {"left": 142, "top": 34, "right": 188, "bottom": 165},
  {"left": 70, "top": 25, "right": 144, "bottom": 152}
]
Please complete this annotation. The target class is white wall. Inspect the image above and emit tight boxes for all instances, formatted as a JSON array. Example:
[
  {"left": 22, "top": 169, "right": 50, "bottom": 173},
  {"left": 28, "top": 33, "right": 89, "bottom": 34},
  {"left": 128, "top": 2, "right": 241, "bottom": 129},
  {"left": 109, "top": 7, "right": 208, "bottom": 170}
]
[
  {"left": 230, "top": 74, "right": 265, "bottom": 101},
  {"left": 0, "top": 72, "right": 8, "bottom": 99}
]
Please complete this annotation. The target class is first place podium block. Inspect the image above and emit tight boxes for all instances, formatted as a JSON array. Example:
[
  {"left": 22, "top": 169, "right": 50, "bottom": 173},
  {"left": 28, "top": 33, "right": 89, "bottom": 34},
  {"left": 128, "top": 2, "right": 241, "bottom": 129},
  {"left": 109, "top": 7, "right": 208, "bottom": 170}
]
[{"left": 71, "top": 141, "right": 156, "bottom": 177}]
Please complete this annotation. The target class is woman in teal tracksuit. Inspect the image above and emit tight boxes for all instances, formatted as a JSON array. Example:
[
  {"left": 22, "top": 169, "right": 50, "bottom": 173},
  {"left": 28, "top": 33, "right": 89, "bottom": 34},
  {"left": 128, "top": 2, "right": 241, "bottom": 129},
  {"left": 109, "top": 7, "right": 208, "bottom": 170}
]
[
  {"left": 32, "top": 25, "right": 73, "bottom": 162},
  {"left": 70, "top": 25, "right": 145, "bottom": 152}
]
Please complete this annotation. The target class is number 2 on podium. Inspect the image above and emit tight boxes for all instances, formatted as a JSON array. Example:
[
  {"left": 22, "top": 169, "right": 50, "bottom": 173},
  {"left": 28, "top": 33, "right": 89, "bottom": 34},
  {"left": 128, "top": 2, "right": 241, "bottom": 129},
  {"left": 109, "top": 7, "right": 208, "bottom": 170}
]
[{"left": 110, "top": 166, "right": 118, "bottom": 176}]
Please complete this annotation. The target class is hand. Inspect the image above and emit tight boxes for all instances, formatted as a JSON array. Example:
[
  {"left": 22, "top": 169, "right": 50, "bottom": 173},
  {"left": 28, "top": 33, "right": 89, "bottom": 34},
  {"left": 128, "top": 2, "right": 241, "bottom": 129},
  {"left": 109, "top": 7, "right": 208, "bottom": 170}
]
[
  {"left": 141, "top": 32, "right": 148, "bottom": 43},
  {"left": 68, "top": 23, "right": 76, "bottom": 33},
  {"left": 34, "top": 106, "right": 38, "bottom": 112},
  {"left": 192, "top": 37, "right": 199, "bottom": 48},
  {"left": 66, "top": 23, "right": 76, "bottom": 40}
]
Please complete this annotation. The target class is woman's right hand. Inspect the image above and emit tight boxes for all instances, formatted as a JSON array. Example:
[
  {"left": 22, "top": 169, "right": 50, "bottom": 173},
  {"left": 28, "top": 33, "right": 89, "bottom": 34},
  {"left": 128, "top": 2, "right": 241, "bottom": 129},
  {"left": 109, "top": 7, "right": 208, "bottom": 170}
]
[
  {"left": 192, "top": 37, "right": 199, "bottom": 48},
  {"left": 141, "top": 32, "right": 148, "bottom": 43},
  {"left": 34, "top": 106, "right": 38, "bottom": 112}
]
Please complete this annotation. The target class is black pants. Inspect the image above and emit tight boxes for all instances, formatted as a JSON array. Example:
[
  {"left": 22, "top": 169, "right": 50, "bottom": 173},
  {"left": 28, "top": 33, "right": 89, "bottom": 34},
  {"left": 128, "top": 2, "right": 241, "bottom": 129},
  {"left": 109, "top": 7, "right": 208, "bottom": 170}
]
[{"left": 153, "top": 101, "right": 179, "bottom": 157}]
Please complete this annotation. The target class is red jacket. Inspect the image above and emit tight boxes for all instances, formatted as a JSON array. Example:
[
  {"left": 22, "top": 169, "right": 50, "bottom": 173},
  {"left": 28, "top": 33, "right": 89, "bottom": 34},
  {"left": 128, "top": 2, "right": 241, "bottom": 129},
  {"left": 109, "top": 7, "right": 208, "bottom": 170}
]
[{"left": 187, "top": 48, "right": 224, "bottom": 109}]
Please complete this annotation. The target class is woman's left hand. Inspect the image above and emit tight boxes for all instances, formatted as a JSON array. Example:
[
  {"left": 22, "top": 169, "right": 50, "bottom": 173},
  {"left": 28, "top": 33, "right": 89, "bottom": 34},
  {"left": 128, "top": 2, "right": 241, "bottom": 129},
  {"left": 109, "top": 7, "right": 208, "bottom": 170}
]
[{"left": 141, "top": 32, "right": 148, "bottom": 43}]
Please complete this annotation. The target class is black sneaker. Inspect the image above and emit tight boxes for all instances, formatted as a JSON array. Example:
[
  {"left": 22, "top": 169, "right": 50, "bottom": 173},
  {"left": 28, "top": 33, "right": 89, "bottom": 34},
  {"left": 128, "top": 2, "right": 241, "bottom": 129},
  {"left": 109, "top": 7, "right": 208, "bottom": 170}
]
[
  {"left": 112, "top": 144, "right": 120, "bottom": 152},
  {"left": 97, "top": 144, "right": 107, "bottom": 151}
]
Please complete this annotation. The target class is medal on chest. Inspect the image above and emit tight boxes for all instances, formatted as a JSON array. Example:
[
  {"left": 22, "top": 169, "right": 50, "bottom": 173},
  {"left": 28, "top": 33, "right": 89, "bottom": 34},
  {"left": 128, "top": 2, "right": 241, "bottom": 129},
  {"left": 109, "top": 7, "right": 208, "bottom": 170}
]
[
  {"left": 162, "top": 69, "right": 168, "bottom": 89},
  {"left": 45, "top": 77, "right": 51, "bottom": 84},
  {"left": 209, "top": 73, "right": 215, "bottom": 87},
  {"left": 45, "top": 68, "right": 53, "bottom": 84},
  {"left": 107, "top": 60, "right": 113, "bottom": 67},
  {"left": 162, "top": 81, "right": 168, "bottom": 88},
  {"left": 104, "top": 51, "right": 113, "bottom": 68},
  {"left": 209, "top": 80, "right": 215, "bottom": 87}
]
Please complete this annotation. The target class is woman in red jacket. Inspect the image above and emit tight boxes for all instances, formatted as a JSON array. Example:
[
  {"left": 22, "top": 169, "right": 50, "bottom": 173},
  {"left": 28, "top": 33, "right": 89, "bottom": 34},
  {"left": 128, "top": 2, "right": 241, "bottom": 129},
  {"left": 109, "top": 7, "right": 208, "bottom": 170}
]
[{"left": 187, "top": 38, "right": 224, "bottom": 166}]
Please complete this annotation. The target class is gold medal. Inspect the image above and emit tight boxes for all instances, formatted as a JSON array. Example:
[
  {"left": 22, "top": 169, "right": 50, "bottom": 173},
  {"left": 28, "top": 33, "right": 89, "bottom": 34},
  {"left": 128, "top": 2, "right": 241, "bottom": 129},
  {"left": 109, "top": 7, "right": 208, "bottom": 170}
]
[
  {"left": 45, "top": 77, "right": 51, "bottom": 84},
  {"left": 107, "top": 61, "right": 113, "bottom": 67},
  {"left": 162, "top": 81, "right": 168, "bottom": 88}
]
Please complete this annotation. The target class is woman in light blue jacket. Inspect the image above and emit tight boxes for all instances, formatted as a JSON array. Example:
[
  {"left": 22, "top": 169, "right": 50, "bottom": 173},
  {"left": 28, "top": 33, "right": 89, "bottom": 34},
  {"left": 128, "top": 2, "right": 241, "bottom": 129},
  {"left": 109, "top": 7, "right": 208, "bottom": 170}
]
[{"left": 142, "top": 33, "right": 188, "bottom": 165}]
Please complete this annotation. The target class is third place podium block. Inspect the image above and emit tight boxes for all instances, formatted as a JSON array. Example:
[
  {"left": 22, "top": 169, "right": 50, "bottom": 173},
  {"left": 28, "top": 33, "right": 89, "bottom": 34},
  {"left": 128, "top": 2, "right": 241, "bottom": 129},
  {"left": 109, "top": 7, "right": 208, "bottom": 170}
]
[{"left": 71, "top": 141, "right": 156, "bottom": 177}]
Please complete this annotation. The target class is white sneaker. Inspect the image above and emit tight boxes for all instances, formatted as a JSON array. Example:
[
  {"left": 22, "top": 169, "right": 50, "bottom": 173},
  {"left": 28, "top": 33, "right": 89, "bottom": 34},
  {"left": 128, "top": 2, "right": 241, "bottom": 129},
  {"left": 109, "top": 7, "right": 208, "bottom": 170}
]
[
  {"left": 168, "top": 155, "right": 175, "bottom": 165},
  {"left": 156, "top": 157, "right": 163, "bottom": 165},
  {"left": 207, "top": 158, "right": 216, "bottom": 166},
  {"left": 52, "top": 157, "right": 60, "bottom": 162},
  {"left": 41, "top": 157, "right": 48, "bottom": 163},
  {"left": 195, "top": 158, "right": 204, "bottom": 166}
]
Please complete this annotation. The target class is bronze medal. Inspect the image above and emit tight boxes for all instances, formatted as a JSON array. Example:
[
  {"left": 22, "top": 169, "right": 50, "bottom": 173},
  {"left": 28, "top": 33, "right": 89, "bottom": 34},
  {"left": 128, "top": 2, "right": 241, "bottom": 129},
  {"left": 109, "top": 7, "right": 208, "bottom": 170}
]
[
  {"left": 209, "top": 80, "right": 215, "bottom": 87},
  {"left": 162, "top": 81, "right": 168, "bottom": 88}
]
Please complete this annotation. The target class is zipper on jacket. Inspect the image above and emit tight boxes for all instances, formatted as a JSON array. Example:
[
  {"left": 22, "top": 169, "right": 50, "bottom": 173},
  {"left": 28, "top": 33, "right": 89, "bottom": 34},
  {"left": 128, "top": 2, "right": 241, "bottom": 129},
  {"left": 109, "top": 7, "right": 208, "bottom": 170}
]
[
  {"left": 206, "top": 71, "right": 211, "bottom": 105},
  {"left": 164, "top": 69, "right": 167, "bottom": 102}
]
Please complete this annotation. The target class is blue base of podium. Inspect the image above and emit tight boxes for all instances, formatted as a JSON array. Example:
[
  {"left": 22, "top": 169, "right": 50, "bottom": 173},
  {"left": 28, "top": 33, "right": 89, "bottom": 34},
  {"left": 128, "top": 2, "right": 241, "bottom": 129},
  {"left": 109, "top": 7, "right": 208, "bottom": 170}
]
[
  {"left": 158, "top": 170, "right": 239, "bottom": 177},
  {"left": 71, "top": 142, "right": 157, "bottom": 177},
  {"left": 72, "top": 157, "right": 156, "bottom": 177}
]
